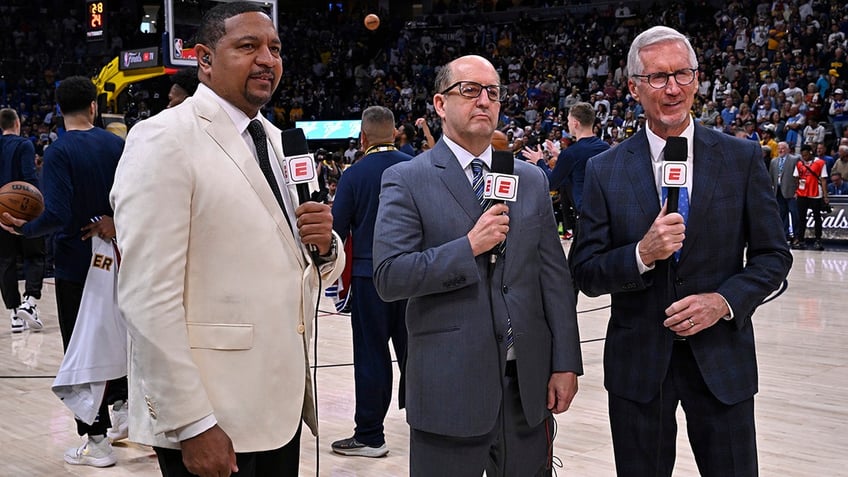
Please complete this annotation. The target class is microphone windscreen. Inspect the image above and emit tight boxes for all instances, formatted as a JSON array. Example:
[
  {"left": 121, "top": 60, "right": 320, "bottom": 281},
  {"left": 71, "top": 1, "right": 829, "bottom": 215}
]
[
  {"left": 665, "top": 136, "right": 687, "bottom": 162},
  {"left": 282, "top": 128, "right": 309, "bottom": 156},
  {"left": 491, "top": 150, "right": 515, "bottom": 175}
]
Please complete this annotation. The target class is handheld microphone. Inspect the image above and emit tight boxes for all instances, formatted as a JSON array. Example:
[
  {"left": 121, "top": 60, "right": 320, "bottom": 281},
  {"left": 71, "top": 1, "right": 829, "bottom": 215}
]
[
  {"left": 485, "top": 151, "right": 519, "bottom": 265},
  {"left": 281, "top": 128, "right": 320, "bottom": 258},
  {"left": 661, "top": 136, "right": 688, "bottom": 214}
]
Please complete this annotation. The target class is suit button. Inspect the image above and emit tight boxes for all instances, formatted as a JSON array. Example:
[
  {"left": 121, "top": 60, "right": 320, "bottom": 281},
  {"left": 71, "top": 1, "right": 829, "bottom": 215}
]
[
  {"left": 297, "top": 324, "right": 305, "bottom": 334},
  {"left": 675, "top": 279, "right": 684, "bottom": 286},
  {"left": 502, "top": 285, "right": 509, "bottom": 294},
  {"left": 496, "top": 334, "right": 503, "bottom": 342}
]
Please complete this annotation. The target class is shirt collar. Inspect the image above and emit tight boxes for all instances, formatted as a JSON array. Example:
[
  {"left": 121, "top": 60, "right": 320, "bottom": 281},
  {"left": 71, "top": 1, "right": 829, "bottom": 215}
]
[
  {"left": 443, "top": 135, "right": 493, "bottom": 171},
  {"left": 646, "top": 119, "right": 695, "bottom": 163},
  {"left": 197, "top": 83, "right": 262, "bottom": 135}
]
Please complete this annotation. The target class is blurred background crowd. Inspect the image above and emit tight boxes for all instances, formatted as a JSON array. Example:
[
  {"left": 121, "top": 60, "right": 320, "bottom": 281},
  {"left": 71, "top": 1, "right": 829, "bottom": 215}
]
[{"left": 2, "top": 0, "right": 847, "bottom": 165}]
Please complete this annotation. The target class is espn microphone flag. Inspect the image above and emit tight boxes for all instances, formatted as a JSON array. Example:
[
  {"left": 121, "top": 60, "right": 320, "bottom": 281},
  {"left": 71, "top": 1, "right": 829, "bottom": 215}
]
[
  {"left": 662, "top": 136, "right": 689, "bottom": 214},
  {"left": 483, "top": 151, "right": 519, "bottom": 202},
  {"left": 281, "top": 128, "right": 318, "bottom": 204}
]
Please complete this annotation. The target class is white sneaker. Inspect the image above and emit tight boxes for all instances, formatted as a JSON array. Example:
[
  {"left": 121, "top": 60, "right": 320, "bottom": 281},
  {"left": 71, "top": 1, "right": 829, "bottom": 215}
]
[
  {"left": 64, "top": 435, "right": 117, "bottom": 467},
  {"left": 10, "top": 310, "right": 24, "bottom": 333},
  {"left": 16, "top": 295, "right": 42, "bottom": 331},
  {"left": 107, "top": 400, "right": 129, "bottom": 442}
]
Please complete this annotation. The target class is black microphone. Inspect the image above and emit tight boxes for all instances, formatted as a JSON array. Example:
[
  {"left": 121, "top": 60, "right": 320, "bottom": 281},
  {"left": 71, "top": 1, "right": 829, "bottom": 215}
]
[
  {"left": 662, "top": 136, "right": 688, "bottom": 214},
  {"left": 281, "top": 128, "right": 314, "bottom": 205},
  {"left": 486, "top": 150, "right": 518, "bottom": 265},
  {"left": 281, "top": 128, "right": 320, "bottom": 258}
]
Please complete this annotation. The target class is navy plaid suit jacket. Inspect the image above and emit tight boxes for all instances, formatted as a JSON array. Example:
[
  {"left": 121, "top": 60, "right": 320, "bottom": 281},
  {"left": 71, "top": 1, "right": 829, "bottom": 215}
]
[{"left": 571, "top": 124, "right": 792, "bottom": 405}]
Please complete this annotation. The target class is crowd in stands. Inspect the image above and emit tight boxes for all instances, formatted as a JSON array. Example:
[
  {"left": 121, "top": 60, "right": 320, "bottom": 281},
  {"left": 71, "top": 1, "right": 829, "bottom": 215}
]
[{"left": 2, "top": 0, "right": 848, "bottom": 166}]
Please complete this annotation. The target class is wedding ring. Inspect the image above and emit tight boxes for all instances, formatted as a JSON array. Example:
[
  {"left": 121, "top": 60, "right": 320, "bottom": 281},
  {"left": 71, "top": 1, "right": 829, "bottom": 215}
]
[{"left": 687, "top": 318, "right": 695, "bottom": 328}]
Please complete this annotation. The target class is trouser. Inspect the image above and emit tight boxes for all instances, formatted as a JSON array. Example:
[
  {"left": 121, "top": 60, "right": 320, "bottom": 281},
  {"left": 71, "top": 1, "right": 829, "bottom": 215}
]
[
  {"left": 0, "top": 231, "right": 45, "bottom": 309},
  {"left": 608, "top": 341, "right": 757, "bottom": 477},
  {"left": 775, "top": 193, "right": 798, "bottom": 239},
  {"left": 796, "top": 196, "right": 823, "bottom": 242},
  {"left": 410, "top": 361, "right": 553, "bottom": 477},
  {"left": 154, "top": 422, "right": 302, "bottom": 477},
  {"left": 350, "top": 276, "right": 407, "bottom": 446},
  {"left": 55, "top": 278, "right": 127, "bottom": 436}
]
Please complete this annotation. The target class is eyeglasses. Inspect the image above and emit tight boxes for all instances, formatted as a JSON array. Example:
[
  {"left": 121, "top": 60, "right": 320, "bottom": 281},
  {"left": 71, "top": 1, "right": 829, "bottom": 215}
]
[
  {"left": 440, "top": 81, "right": 508, "bottom": 102},
  {"left": 631, "top": 68, "right": 697, "bottom": 89}
]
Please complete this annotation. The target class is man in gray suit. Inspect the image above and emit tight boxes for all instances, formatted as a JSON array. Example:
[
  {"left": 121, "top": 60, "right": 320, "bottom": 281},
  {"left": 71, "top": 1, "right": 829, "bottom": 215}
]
[
  {"left": 373, "top": 55, "right": 582, "bottom": 476},
  {"left": 770, "top": 141, "right": 801, "bottom": 247}
]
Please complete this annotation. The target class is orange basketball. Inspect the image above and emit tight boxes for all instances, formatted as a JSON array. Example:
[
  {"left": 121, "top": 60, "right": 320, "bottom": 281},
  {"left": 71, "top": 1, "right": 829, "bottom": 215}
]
[
  {"left": 0, "top": 181, "right": 44, "bottom": 225},
  {"left": 364, "top": 13, "right": 380, "bottom": 31}
]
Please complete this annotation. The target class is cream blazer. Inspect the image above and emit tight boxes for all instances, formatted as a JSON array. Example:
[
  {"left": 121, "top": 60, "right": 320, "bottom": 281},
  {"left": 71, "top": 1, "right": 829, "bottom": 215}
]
[{"left": 110, "top": 86, "right": 343, "bottom": 452}]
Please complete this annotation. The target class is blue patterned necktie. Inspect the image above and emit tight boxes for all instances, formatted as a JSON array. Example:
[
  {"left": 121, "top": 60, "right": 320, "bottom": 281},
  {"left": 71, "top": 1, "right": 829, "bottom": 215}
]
[
  {"left": 661, "top": 185, "right": 689, "bottom": 261},
  {"left": 471, "top": 158, "right": 513, "bottom": 351}
]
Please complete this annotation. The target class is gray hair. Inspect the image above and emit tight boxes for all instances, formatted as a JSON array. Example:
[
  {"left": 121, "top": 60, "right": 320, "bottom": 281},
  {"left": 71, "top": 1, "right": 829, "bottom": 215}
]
[{"left": 626, "top": 26, "right": 698, "bottom": 79}]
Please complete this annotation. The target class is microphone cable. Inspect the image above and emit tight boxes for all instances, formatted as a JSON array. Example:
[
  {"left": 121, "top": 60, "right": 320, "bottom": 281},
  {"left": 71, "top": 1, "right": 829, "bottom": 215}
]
[{"left": 310, "top": 261, "right": 323, "bottom": 477}]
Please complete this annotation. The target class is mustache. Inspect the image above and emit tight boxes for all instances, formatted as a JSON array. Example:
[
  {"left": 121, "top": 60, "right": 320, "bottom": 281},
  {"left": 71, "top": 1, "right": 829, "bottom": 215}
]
[{"left": 249, "top": 68, "right": 276, "bottom": 81}]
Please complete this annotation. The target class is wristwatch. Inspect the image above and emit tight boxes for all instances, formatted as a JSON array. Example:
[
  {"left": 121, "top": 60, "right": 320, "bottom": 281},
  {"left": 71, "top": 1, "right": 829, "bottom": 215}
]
[{"left": 316, "top": 235, "right": 337, "bottom": 263}]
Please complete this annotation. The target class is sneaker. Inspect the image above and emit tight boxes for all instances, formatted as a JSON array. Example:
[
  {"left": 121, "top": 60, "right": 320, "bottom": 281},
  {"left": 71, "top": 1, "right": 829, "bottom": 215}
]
[
  {"left": 813, "top": 241, "right": 825, "bottom": 251},
  {"left": 16, "top": 296, "right": 42, "bottom": 331},
  {"left": 107, "top": 400, "right": 129, "bottom": 442},
  {"left": 64, "top": 435, "right": 117, "bottom": 467},
  {"left": 10, "top": 310, "right": 24, "bottom": 333},
  {"left": 331, "top": 436, "right": 389, "bottom": 458}
]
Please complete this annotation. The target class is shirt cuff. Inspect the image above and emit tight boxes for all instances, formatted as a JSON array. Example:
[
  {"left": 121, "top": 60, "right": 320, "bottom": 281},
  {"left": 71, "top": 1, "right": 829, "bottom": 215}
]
[
  {"left": 636, "top": 241, "right": 655, "bottom": 274},
  {"left": 718, "top": 294, "right": 735, "bottom": 320},
  {"left": 165, "top": 414, "right": 217, "bottom": 443}
]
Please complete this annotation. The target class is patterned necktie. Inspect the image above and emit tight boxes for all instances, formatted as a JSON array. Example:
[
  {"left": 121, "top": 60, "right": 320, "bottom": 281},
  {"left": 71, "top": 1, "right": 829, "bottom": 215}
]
[
  {"left": 661, "top": 185, "right": 689, "bottom": 261},
  {"left": 471, "top": 158, "right": 513, "bottom": 351},
  {"left": 471, "top": 158, "right": 490, "bottom": 210},
  {"left": 247, "top": 120, "right": 292, "bottom": 230}
]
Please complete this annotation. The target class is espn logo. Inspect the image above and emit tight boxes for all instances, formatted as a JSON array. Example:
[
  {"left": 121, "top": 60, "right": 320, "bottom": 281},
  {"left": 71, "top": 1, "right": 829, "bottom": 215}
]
[
  {"left": 285, "top": 154, "right": 316, "bottom": 184},
  {"left": 662, "top": 162, "right": 689, "bottom": 187},
  {"left": 483, "top": 173, "right": 519, "bottom": 202}
]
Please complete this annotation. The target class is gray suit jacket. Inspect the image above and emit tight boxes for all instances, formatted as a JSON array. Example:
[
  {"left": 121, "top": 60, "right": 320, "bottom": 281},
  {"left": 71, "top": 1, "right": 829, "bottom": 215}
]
[
  {"left": 373, "top": 139, "right": 582, "bottom": 437},
  {"left": 770, "top": 153, "right": 799, "bottom": 199}
]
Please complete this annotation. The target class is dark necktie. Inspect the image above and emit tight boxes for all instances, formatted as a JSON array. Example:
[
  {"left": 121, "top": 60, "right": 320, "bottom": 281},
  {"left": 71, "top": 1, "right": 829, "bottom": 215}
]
[
  {"left": 247, "top": 120, "right": 293, "bottom": 230},
  {"left": 471, "top": 159, "right": 513, "bottom": 352}
]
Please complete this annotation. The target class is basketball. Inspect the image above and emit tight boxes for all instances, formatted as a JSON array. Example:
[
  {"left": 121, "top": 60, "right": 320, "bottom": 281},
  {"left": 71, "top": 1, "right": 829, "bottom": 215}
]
[
  {"left": 0, "top": 181, "right": 45, "bottom": 225},
  {"left": 364, "top": 13, "right": 380, "bottom": 31}
]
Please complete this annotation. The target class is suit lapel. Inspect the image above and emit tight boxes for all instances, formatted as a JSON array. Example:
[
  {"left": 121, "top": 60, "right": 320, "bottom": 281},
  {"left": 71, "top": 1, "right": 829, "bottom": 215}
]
[
  {"left": 431, "top": 141, "right": 484, "bottom": 222},
  {"left": 194, "top": 91, "right": 303, "bottom": 264},
  {"left": 679, "top": 125, "right": 720, "bottom": 262},
  {"left": 625, "top": 130, "right": 662, "bottom": 218}
]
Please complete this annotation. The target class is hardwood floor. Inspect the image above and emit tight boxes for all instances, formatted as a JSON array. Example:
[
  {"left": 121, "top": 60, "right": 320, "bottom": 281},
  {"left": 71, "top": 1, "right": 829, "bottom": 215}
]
[{"left": 0, "top": 244, "right": 845, "bottom": 476}]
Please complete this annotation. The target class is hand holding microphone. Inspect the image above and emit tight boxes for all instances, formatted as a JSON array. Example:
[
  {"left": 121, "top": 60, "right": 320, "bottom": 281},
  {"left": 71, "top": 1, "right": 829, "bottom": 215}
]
[
  {"left": 468, "top": 203, "right": 510, "bottom": 256},
  {"left": 637, "top": 136, "right": 689, "bottom": 266},
  {"left": 281, "top": 128, "right": 333, "bottom": 257}
]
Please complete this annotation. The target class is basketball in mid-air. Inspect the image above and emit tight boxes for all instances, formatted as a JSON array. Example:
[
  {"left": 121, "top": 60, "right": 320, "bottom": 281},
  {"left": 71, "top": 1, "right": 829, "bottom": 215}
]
[
  {"left": 364, "top": 13, "right": 380, "bottom": 31},
  {"left": 0, "top": 181, "right": 44, "bottom": 225}
]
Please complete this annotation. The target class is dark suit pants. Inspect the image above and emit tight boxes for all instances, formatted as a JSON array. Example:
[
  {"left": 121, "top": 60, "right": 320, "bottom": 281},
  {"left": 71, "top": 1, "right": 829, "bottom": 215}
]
[
  {"left": 775, "top": 193, "right": 798, "bottom": 239},
  {"left": 796, "top": 196, "right": 823, "bottom": 242},
  {"left": 351, "top": 276, "right": 407, "bottom": 446},
  {"left": 608, "top": 341, "right": 757, "bottom": 477},
  {"left": 0, "top": 231, "right": 45, "bottom": 309},
  {"left": 154, "top": 423, "right": 301, "bottom": 477},
  {"left": 409, "top": 362, "right": 553, "bottom": 477}
]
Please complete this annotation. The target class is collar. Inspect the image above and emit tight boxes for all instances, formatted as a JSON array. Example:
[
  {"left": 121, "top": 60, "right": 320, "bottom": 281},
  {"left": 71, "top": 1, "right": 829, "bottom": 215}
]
[
  {"left": 443, "top": 135, "right": 492, "bottom": 171},
  {"left": 364, "top": 143, "right": 397, "bottom": 156},
  {"left": 196, "top": 83, "right": 262, "bottom": 135},
  {"left": 646, "top": 119, "right": 695, "bottom": 164}
]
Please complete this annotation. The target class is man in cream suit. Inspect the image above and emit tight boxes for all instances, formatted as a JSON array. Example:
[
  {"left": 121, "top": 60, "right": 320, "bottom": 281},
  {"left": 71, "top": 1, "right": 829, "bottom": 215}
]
[{"left": 110, "top": 3, "right": 343, "bottom": 476}]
